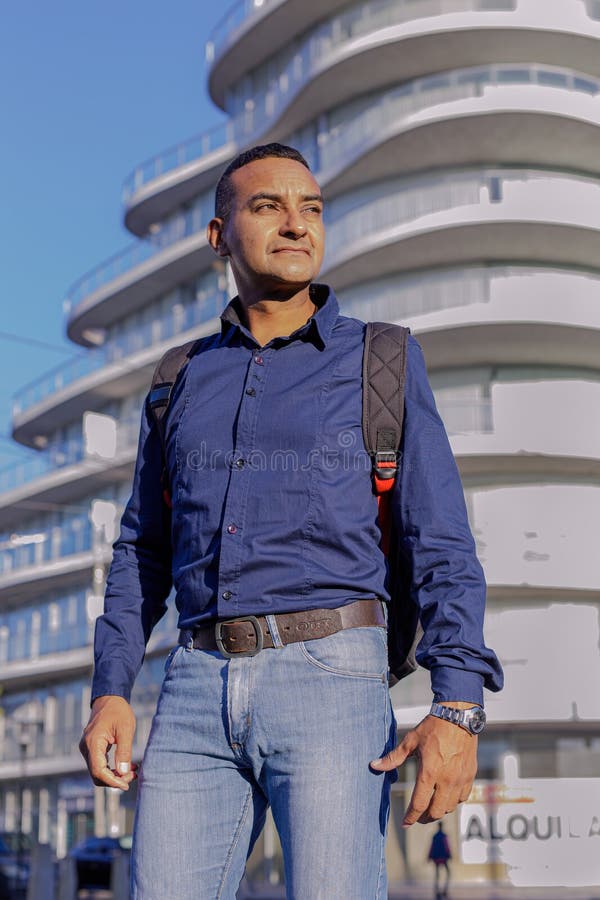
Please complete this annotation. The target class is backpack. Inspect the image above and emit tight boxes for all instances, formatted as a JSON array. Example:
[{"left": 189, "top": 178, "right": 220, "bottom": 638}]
[{"left": 148, "top": 322, "right": 421, "bottom": 685}]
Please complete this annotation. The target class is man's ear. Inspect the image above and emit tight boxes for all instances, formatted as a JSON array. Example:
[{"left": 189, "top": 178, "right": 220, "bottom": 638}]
[{"left": 207, "top": 217, "right": 229, "bottom": 257}]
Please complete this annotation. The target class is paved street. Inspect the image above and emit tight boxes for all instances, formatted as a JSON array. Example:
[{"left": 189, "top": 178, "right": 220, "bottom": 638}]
[
  {"left": 74, "top": 884, "right": 600, "bottom": 900},
  {"left": 234, "top": 883, "right": 600, "bottom": 900}
]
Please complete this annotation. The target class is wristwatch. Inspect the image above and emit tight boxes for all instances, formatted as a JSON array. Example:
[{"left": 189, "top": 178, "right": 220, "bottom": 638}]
[{"left": 429, "top": 702, "right": 486, "bottom": 735}]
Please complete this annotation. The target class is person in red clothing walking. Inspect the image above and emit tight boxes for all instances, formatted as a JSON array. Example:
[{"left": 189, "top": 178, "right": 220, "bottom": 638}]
[{"left": 428, "top": 821, "right": 452, "bottom": 897}]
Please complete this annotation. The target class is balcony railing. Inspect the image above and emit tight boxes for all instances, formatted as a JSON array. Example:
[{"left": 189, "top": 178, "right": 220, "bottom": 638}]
[
  {"left": 207, "top": 0, "right": 279, "bottom": 62},
  {"left": 0, "top": 517, "right": 93, "bottom": 579},
  {"left": 323, "top": 168, "right": 600, "bottom": 267},
  {"left": 65, "top": 190, "right": 214, "bottom": 314},
  {"left": 0, "top": 594, "right": 178, "bottom": 668},
  {"left": 0, "top": 620, "right": 93, "bottom": 665},
  {"left": 338, "top": 265, "right": 493, "bottom": 321},
  {"left": 325, "top": 171, "right": 486, "bottom": 262},
  {"left": 0, "top": 420, "right": 139, "bottom": 495},
  {"left": 13, "top": 288, "right": 228, "bottom": 418},
  {"left": 206, "top": 0, "right": 517, "bottom": 70},
  {"left": 122, "top": 119, "right": 235, "bottom": 204},
  {"left": 316, "top": 64, "right": 600, "bottom": 174},
  {"left": 215, "top": 0, "right": 518, "bottom": 128}
]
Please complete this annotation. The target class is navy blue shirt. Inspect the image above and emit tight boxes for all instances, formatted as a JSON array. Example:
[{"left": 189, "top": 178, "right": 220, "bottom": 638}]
[{"left": 92, "top": 285, "right": 503, "bottom": 705}]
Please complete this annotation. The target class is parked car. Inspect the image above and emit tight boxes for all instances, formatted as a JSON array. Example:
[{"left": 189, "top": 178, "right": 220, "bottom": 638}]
[
  {"left": 69, "top": 835, "right": 131, "bottom": 890},
  {"left": 0, "top": 833, "right": 31, "bottom": 899}
]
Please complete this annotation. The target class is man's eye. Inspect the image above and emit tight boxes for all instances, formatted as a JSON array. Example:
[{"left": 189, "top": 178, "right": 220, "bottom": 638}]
[
  {"left": 256, "top": 203, "right": 276, "bottom": 211},
  {"left": 305, "top": 206, "right": 323, "bottom": 215}
]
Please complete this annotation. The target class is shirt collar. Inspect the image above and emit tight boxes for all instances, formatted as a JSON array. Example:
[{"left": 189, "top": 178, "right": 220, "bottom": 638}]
[{"left": 219, "top": 283, "right": 339, "bottom": 350}]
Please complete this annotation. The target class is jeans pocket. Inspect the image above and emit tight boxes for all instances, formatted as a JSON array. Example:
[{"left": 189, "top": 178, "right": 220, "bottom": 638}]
[{"left": 299, "top": 626, "right": 388, "bottom": 680}]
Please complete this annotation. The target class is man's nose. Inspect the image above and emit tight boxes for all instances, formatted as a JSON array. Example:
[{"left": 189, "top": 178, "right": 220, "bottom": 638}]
[{"left": 280, "top": 211, "right": 307, "bottom": 236}]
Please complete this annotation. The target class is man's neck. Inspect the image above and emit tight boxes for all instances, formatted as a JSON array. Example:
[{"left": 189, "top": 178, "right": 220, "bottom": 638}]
[{"left": 237, "top": 287, "right": 317, "bottom": 347}]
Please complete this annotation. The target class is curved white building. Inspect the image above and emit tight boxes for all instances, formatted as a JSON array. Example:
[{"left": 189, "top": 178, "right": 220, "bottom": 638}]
[{"left": 2, "top": 0, "right": 599, "bottom": 889}]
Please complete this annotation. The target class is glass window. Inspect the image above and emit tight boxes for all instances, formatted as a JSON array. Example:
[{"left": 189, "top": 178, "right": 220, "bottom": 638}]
[
  {"left": 420, "top": 74, "right": 448, "bottom": 92},
  {"left": 537, "top": 70, "right": 568, "bottom": 88},
  {"left": 497, "top": 68, "right": 530, "bottom": 84},
  {"left": 574, "top": 76, "right": 599, "bottom": 95},
  {"left": 457, "top": 68, "right": 490, "bottom": 85},
  {"left": 488, "top": 176, "right": 503, "bottom": 203}
]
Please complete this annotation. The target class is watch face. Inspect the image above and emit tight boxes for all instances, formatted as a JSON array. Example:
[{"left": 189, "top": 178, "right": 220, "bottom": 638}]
[{"left": 469, "top": 707, "right": 486, "bottom": 734}]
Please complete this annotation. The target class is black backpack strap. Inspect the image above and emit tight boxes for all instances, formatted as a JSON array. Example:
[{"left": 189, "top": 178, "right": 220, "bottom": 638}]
[
  {"left": 363, "top": 321, "right": 420, "bottom": 685},
  {"left": 148, "top": 338, "right": 202, "bottom": 505},
  {"left": 362, "top": 321, "right": 410, "bottom": 492}
]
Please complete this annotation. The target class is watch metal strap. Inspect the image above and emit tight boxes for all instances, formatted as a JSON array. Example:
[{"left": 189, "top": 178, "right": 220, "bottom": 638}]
[{"left": 430, "top": 702, "right": 465, "bottom": 726}]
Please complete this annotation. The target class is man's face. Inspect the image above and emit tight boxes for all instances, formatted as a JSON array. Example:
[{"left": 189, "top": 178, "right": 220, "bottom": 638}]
[{"left": 209, "top": 157, "right": 325, "bottom": 296}]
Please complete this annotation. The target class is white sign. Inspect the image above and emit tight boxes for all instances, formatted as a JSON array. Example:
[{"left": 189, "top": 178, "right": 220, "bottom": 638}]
[{"left": 461, "top": 779, "right": 600, "bottom": 887}]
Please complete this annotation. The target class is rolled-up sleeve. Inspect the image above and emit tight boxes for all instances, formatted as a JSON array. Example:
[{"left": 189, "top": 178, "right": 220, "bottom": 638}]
[
  {"left": 392, "top": 336, "right": 503, "bottom": 706},
  {"left": 91, "top": 398, "right": 173, "bottom": 703}
]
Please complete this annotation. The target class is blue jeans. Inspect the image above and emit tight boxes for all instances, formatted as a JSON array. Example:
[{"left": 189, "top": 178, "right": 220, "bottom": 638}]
[{"left": 131, "top": 616, "right": 398, "bottom": 899}]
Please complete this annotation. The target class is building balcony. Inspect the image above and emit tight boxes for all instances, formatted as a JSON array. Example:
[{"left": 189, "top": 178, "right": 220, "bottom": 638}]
[
  {"left": 322, "top": 168, "right": 600, "bottom": 291},
  {"left": 466, "top": 482, "right": 600, "bottom": 601},
  {"left": 338, "top": 264, "right": 600, "bottom": 332},
  {"left": 0, "top": 603, "right": 178, "bottom": 691},
  {"left": 123, "top": 63, "right": 600, "bottom": 237},
  {"left": 13, "top": 288, "right": 228, "bottom": 447},
  {"left": 207, "top": 0, "right": 600, "bottom": 122},
  {"left": 393, "top": 600, "right": 600, "bottom": 728},
  {"left": 208, "top": 0, "right": 516, "bottom": 107},
  {"left": 338, "top": 264, "right": 600, "bottom": 372},
  {"left": 0, "top": 421, "right": 138, "bottom": 527},
  {"left": 0, "top": 520, "right": 112, "bottom": 605},
  {"left": 437, "top": 378, "right": 600, "bottom": 482},
  {"left": 0, "top": 718, "right": 155, "bottom": 782},
  {"left": 65, "top": 193, "right": 215, "bottom": 346},
  {"left": 123, "top": 121, "right": 235, "bottom": 237},
  {"left": 317, "top": 67, "right": 600, "bottom": 199}
]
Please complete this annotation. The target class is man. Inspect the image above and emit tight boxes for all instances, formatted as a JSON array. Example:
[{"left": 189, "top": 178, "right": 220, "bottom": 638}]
[{"left": 80, "top": 143, "right": 502, "bottom": 899}]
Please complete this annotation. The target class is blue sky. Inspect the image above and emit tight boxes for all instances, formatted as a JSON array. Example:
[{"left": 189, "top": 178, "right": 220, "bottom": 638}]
[{"left": 0, "top": 1, "right": 226, "bottom": 467}]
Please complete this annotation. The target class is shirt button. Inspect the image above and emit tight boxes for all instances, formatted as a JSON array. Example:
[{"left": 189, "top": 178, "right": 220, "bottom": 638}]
[
  {"left": 245, "top": 387, "right": 256, "bottom": 397},
  {"left": 254, "top": 355, "right": 264, "bottom": 365},
  {"left": 226, "top": 523, "right": 238, "bottom": 534},
  {"left": 235, "top": 458, "right": 246, "bottom": 469},
  {"left": 222, "top": 590, "right": 232, "bottom": 600}
]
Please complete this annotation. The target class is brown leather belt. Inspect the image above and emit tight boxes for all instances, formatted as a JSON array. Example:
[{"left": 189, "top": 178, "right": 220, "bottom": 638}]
[{"left": 183, "top": 598, "right": 386, "bottom": 659}]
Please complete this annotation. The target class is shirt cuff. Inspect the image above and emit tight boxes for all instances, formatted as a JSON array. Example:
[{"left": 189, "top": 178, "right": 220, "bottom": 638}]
[
  {"left": 91, "top": 673, "right": 133, "bottom": 706},
  {"left": 430, "top": 666, "right": 485, "bottom": 707}
]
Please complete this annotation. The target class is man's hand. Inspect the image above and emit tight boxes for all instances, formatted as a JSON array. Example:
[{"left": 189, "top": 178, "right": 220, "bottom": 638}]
[
  {"left": 370, "top": 703, "right": 478, "bottom": 826},
  {"left": 79, "top": 695, "right": 138, "bottom": 791}
]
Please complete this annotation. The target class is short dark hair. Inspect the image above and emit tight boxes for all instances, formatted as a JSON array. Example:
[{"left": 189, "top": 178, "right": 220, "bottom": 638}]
[{"left": 214, "top": 143, "right": 311, "bottom": 220}]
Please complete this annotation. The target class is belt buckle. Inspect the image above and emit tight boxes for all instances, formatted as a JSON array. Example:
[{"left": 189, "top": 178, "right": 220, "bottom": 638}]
[{"left": 215, "top": 615, "right": 264, "bottom": 658}]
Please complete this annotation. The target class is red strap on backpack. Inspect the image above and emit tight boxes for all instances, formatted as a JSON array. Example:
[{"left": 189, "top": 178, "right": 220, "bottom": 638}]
[{"left": 374, "top": 458, "right": 396, "bottom": 556}]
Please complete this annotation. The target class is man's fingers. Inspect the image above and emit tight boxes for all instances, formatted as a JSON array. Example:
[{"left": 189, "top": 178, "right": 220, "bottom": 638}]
[
  {"left": 459, "top": 781, "right": 475, "bottom": 803},
  {"left": 403, "top": 772, "right": 435, "bottom": 827},
  {"left": 79, "top": 696, "right": 137, "bottom": 790},
  {"left": 417, "top": 786, "right": 462, "bottom": 824},
  {"left": 86, "top": 738, "right": 136, "bottom": 791},
  {"left": 114, "top": 720, "right": 136, "bottom": 777}
]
